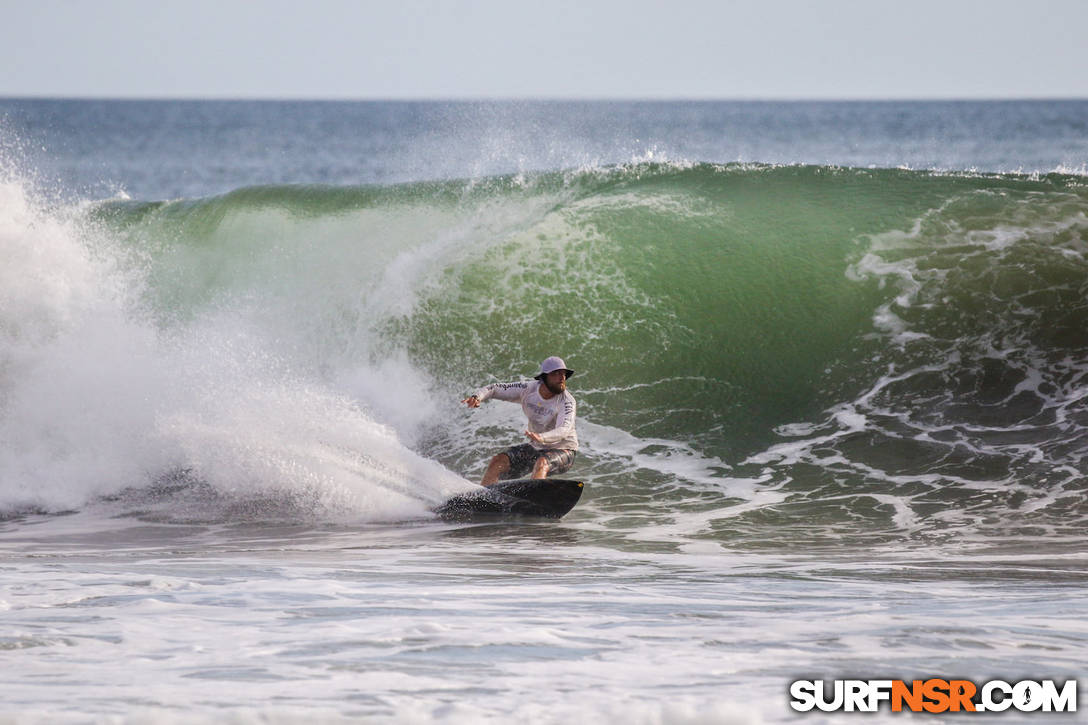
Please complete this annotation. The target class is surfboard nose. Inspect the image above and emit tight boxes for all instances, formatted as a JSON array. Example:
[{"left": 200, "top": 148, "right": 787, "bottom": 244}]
[{"left": 435, "top": 478, "right": 584, "bottom": 520}]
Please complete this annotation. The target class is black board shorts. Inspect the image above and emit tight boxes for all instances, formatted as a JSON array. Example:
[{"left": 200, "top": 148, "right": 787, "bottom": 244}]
[{"left": 501, "top": 443, "right": 576, "bottom": 479}]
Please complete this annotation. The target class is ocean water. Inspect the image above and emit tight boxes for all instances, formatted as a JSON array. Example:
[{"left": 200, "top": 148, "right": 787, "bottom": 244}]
[{"left": 1, "top": 99, "right": 1087, "bottom": 723}]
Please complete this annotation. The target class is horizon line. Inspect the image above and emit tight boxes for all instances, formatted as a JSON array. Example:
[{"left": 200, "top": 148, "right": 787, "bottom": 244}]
[{"left": 3, "top": 93, "right": 1087, "bottom": 104}]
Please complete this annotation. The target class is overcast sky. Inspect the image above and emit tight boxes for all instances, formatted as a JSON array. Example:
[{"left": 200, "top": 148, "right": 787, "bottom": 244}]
[{"left": 2, "top": 0, "right": 1086, "bottom": 100}]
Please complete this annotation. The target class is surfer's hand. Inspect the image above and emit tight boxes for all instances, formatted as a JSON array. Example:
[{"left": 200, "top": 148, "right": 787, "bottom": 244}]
[
  {"left": 525, "top": 430, "right": 543, "bottom": 444},
  {"left": 463, "top": 395, "right": 480, "bottom": 408}
]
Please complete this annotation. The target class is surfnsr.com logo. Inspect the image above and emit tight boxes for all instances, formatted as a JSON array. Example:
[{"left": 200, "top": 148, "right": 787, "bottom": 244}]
[{"left": 790, "top": 679, "right": 1077, "bottom": 713}]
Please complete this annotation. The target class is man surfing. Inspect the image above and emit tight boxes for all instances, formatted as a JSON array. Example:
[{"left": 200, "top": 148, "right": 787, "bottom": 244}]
[{"left": 462, "top": 356, "right": 578, "bottom": 486}]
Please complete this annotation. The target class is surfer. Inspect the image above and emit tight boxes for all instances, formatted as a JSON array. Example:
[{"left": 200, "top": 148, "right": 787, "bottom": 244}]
[{"left": 462, "top": 356, "right": 579, "bottom": 486}]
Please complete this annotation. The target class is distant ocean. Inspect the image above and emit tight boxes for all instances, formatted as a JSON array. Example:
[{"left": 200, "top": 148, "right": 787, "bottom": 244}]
[{"left": 1, "top": 99, "right": 1086, "bottom": 723}]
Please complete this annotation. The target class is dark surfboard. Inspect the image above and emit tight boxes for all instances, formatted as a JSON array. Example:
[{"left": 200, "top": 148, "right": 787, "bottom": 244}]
[{"left": 435, "top": 478, "right": 584, "bottom": 520}]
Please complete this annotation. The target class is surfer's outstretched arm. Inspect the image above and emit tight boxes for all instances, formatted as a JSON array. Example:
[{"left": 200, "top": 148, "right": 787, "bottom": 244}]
[{"left": 463, "top": 381, "right": 528, "bottom": 407}]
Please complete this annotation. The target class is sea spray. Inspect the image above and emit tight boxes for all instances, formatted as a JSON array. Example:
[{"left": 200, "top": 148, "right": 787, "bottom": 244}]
[{"left": 0, "top": 172, "right": 472, "bottom": 518}]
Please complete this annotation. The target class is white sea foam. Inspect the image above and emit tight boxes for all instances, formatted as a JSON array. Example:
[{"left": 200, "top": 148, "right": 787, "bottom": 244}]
[{"left": 0, "top": 174, "right": 470, "bottom": 519}]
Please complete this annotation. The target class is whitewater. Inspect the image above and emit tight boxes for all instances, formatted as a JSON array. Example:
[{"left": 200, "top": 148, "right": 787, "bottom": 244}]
[{"left": 1, "top": 100, "right": 1087, "bottom": 723}]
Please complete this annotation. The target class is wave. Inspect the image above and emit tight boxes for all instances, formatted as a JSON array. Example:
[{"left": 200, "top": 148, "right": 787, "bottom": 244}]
[{"left": 3, "top": 162, "right": 1088, "bottom": 539}]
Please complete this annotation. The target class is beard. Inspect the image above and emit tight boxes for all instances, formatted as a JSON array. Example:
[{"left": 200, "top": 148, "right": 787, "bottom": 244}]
[{"left": 542, "top": 378, "right": 566, "bottom": 396}]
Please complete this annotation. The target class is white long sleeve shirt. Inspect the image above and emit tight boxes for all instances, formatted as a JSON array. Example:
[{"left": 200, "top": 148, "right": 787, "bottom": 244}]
[{"left": 473, "top": 380, "right": 579, "bottom": 451}]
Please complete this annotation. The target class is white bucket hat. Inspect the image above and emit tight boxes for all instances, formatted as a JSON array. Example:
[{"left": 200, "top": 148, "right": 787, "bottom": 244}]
[{"left": 535, "top": 356, "right": 575, "bottom": 380}]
